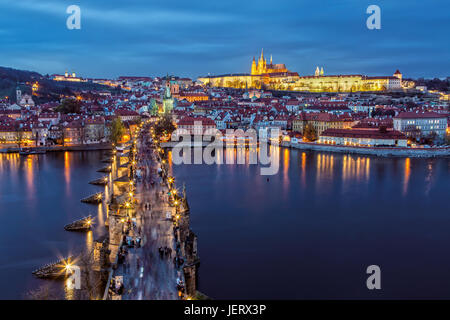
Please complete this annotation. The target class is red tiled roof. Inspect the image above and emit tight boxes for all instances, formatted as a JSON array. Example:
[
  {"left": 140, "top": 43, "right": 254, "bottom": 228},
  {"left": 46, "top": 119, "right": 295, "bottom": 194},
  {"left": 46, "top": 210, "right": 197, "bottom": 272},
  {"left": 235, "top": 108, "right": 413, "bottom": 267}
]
[
  {"left": 394, "top": 112, "right": 447, "bottom": 119},
  {"left": 321, "top": 128, "right": 406, "bottom": 139},
  {"left": 178, "top": 116, "right": 216, "bottom": 126}
]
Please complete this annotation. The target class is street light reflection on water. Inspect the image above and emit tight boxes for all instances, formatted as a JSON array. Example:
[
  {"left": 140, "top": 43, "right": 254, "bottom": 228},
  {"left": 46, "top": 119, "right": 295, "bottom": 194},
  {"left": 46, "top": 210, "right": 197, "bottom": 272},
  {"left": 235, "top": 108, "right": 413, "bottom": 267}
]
[
  {"left": 168, "top": 147, "right": 449, "bottom": 299},
  {"left": 0, "top": 148, "right": 447, "bottom": 299},
  {"left": 0, "top": 151, "right": 110, "bottom": 299}
]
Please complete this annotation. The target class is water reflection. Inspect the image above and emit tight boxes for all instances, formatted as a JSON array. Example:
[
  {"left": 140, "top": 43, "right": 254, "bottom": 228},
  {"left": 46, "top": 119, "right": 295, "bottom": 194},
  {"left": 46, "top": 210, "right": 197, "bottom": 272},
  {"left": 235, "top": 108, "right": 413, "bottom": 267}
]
[
  {"left": 425, "top": 160, "right": 435, "bottom": 196},
  {"left": 342, "top": 155, "right": 370, "bottom": 183},
  {"left": 25, "top": 157, "right": 35, "bottom": 197},
  {"left": 0, "top": 151, "right": 108, "bottom": 299},
  {"left": 64, "top": 152, "right": 71, "bottom": 193},
  {"left": 403, "top": 158, "right": 411, "bottom": 196}
]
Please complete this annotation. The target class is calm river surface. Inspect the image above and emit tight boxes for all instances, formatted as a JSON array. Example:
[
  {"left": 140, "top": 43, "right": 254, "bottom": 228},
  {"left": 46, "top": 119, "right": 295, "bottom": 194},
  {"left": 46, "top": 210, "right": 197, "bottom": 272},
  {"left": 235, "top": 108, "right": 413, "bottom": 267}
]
[
  {"left": 0, "top": 151, "right": 110, "bottom": 299},
  {"left": 0, "top": 148, "right": 449, "bottom": 299},
  {"left": 171, "top": 148, "right": 450, "bottom": 299}
]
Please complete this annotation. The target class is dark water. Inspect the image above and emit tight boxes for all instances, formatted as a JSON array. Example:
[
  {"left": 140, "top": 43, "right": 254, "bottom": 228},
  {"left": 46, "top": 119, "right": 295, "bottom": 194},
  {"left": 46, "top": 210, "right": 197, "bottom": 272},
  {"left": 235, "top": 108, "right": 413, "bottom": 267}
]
[
  {"left": 0, "top": 151, "right": 110, "bottom": 299},
  {"left": 1, "top": 148, "right": 450, "bottom": 299},
  {"left": 171, "top": 147, "right": 450, "bottom": 299}
]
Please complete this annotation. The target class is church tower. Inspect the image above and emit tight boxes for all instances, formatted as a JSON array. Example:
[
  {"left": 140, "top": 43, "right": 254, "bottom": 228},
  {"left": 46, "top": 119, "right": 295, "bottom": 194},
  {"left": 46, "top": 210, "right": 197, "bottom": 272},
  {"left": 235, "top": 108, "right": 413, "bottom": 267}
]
[
  {"left": 393, "top": 69, "right": 402, "bottom": 80},
  {"left": 251, "top": 57, "right": 257, "bottom": 75},
  {"left": 257, "top": 49, "right": 266, "bottom": 74},
  {"left": 162, "top": 77, "right": 174, "bottom": 113},
  {"left": 16, "top": 87, "right": 22, "bottom": 103},
  {"left": 320, "top": 67, "right": 324, "bottom": 76},
  {"left": 315, "top": 66, "right": 320, "bottom": 77}
]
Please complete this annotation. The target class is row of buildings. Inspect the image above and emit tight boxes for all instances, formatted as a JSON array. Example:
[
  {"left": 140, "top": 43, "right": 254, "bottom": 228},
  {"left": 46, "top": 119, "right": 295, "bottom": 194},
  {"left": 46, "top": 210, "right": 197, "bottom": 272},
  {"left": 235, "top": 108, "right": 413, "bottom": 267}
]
[
  {"left": 1, "top": 71, "right": 448, "bottom": 150},
  {"left": 198, "top": 49, "right": 411, "bottom": 92}
]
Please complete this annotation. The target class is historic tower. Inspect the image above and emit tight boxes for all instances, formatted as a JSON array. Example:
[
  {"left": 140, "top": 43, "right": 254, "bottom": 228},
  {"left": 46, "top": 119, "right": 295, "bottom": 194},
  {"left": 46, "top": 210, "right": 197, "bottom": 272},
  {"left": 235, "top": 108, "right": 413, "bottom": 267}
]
[
  {"left": 251, "top": 57, "right": 257, "bottom": 75},
  {"left": 162, "top": 78, "right": 174, "bottom": 113},
  {"left": 393, "top": 69, "right": 402, "bottom": 80},
  {"left": 16, "top": 87, "right": 22, "bottom": 103}
]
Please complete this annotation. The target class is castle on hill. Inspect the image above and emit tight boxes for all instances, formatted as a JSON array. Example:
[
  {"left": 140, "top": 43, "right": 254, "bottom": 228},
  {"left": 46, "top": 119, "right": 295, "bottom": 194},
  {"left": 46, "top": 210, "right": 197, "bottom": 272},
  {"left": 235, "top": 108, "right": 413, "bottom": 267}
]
[{"left": 198, "top": 49, "right": 410, "bottom": 92}]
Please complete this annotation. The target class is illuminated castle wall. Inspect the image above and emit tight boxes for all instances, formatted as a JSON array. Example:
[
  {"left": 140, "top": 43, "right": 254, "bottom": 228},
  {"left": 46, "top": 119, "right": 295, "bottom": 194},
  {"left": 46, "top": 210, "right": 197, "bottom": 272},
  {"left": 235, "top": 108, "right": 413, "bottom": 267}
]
[{"left": 198, "top": 50, "right": 407, "bottom": 92}]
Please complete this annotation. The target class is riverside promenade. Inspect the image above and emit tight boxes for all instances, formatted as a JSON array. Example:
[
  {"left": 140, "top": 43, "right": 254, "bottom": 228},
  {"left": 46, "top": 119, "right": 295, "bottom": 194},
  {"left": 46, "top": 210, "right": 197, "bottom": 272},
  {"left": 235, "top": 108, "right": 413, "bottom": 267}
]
[
  {"left": 282, "top": 141, "right": 450, "bottom": 157},
  {"left": 0, "top": 143, "right": 112, "bottom": 153},
  {"left": 105, "top": 122, "right": 198, "bottom": 300}
]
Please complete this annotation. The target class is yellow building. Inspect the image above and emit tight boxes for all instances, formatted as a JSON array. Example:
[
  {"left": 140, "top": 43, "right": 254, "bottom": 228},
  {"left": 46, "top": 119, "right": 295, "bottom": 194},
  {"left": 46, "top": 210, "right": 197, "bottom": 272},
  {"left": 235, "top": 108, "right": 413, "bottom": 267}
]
[
  {"left": 251, "top": 49, "right": 288, "bottom": 75},
  {"left": 198, "top": 50, "right": 408, "bottom": 92},
  {"left": 52, "top": 71, "right": 86, "bottom": 83}
]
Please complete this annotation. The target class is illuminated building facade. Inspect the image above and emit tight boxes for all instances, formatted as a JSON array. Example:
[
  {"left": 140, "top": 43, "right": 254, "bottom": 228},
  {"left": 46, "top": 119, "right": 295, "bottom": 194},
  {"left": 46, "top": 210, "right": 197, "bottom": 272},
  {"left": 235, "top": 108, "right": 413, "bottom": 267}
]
[
  {"left": 52, "top": 71, "right": 86, "bottom": 82},
  {"left": 292, "top": 112, "right": 355, "bottom": 135},
  {"left": 319, "top": 128, "right": 408, "bottom": 147},
  {"left": 198, "top": 50, "right": 407, "bottom": 92}
]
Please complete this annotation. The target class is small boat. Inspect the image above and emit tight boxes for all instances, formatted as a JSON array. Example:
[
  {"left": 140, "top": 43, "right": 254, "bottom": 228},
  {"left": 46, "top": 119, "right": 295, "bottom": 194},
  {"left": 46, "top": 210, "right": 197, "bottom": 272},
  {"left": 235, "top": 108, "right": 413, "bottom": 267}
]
[
  {"left": 19, "top": 148, "right": 46, "bottom": 155},
  {"left": 29, "top": 149, "right": 46, "bottom": 155},
  {"left": 19, "top": 150, "right": 30, "bottom": 156}
]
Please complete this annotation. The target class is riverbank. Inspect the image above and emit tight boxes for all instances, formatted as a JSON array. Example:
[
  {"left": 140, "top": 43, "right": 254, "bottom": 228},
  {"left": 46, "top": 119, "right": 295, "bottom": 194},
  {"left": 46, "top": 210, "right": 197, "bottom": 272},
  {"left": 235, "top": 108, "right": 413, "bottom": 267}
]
[
  {"left": 282, "top": 141, "right": 450, "bottom": 158},
  {"left": 161, "top": 140, "right": 450, "bottom": 158},
  {"left": 0, "top": 143, "right": 112, "bottom": 153}
]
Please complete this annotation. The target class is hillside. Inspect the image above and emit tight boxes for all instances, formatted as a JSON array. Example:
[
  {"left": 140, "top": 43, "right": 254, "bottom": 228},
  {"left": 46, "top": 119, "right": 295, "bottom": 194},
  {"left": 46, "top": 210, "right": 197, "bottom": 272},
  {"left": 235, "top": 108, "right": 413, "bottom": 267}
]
[{"left": 0, "top": 66, "right": 119, "bottom": 103}]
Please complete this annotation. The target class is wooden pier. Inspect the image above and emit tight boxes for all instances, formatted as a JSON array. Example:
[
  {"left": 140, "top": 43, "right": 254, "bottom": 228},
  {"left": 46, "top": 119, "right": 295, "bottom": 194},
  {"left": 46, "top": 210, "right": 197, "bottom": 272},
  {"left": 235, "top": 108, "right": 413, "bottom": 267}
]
[
  {"left": 64, "top": 215, "right": 93, "bottom": 231},
  {"left": 81, "top": 192, "right": 103, "bottom": 204},
  {"left": 89, "top": 176, "right": 109, "bottom": 186}
]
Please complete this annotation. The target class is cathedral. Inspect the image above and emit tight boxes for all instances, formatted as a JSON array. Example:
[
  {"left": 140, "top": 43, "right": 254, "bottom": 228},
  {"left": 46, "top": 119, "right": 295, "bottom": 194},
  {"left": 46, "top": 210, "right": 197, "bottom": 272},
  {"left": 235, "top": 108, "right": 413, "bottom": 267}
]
[
  {"left": 251, "top": 49, "right": 288, "bottom": 75},
  {"left": 198, "top": 49, "right": 408, "bottom": 92}
]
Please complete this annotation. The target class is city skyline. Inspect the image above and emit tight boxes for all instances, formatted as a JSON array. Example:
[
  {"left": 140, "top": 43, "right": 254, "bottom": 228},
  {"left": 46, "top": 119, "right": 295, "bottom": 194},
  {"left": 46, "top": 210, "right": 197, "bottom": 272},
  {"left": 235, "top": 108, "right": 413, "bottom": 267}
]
[{"left": 0, "top": 0, "right": 449, "bottom": 79}]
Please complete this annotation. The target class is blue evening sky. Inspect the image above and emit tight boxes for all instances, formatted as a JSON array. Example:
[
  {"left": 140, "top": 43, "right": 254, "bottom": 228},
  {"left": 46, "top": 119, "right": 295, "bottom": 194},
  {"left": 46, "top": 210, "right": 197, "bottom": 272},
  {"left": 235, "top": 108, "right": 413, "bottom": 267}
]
[{"left": 0, "top": 0, "right": 448, "bottom": 79}]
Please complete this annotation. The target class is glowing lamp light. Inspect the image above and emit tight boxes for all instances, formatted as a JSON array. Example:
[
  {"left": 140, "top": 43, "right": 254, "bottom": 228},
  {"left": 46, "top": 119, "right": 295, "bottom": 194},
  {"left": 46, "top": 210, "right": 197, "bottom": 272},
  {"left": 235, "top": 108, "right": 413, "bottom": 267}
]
[{"left": 65, "top": 263, "right": 73, "bottom": 272}]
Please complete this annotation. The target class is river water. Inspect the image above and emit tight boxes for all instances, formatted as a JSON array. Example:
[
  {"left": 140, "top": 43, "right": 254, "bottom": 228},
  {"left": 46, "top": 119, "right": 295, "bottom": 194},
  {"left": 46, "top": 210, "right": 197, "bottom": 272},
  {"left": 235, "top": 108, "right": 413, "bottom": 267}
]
[
  {"left": 170, "top": 147, "right": 450, "bottom": 299},
  {"left": 1, "top": 148, "right": 449, "bottom": 299},
  {"left": 0, "top": 151, "right": 110, "bottom": 299}
]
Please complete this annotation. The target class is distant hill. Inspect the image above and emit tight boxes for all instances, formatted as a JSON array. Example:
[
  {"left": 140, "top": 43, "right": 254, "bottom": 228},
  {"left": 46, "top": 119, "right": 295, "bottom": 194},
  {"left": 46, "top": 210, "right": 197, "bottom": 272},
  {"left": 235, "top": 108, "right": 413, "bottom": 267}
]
[{"left": 0, "top": 66, "right": 119, "bottom": 103}]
